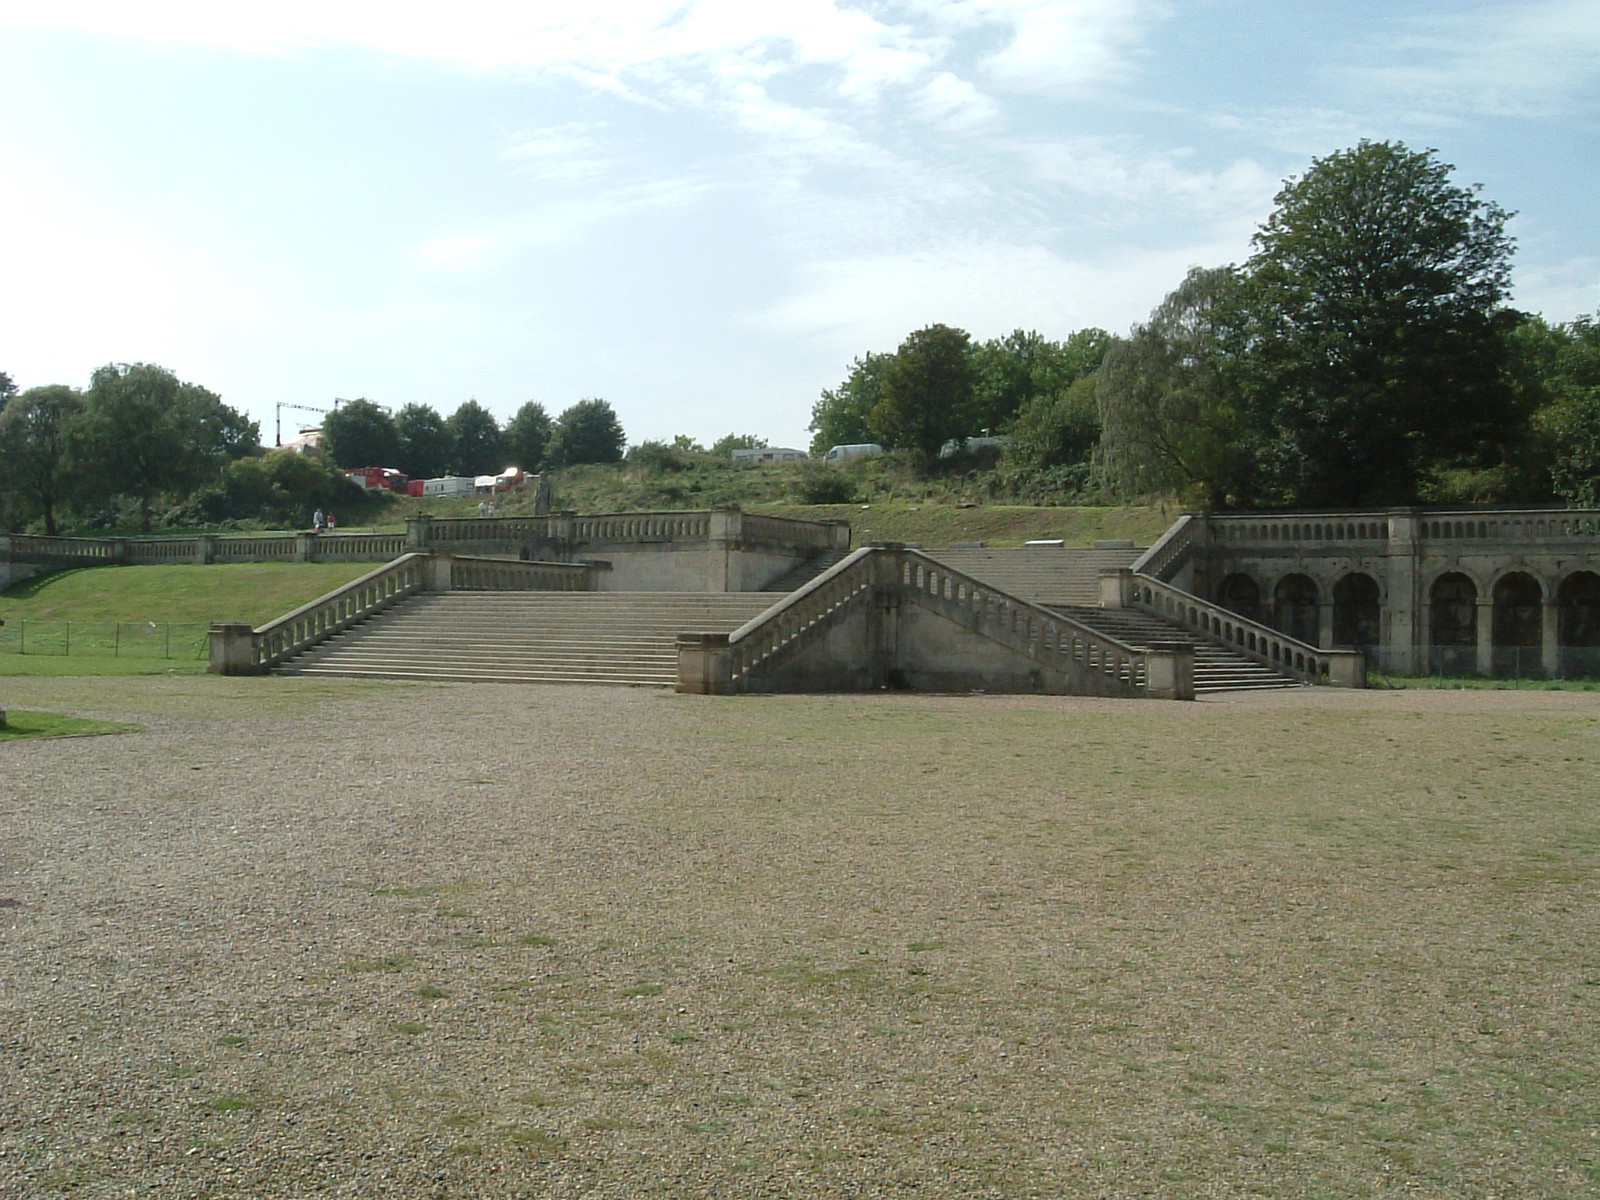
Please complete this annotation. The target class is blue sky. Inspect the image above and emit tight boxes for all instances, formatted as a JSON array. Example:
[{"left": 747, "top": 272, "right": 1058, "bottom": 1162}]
[{"left": 2, "top": 1, "right": 1596, "bottom": 453}]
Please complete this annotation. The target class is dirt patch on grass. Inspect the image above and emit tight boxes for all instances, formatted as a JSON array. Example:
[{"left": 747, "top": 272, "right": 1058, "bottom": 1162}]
[{"left": 2, "top": 680, "right": 1597, "bottom": 1197}]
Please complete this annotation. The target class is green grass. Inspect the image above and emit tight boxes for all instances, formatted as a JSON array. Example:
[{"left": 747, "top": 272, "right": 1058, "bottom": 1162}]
[
  {"left": 0, "top": 710, "right": 138, "bottom": 739},
  {"left": 1372, "top": 672, "right": 1600, "bottom": 691},
  {"left": 0, "top": 562, "right": 377, "bottom": 625},
  {"left": 0, "top": 651, "right": 208, "bottom": 677}
]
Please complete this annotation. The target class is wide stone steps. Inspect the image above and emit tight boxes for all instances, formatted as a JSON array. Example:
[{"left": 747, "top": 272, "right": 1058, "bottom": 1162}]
[
  {"left": 278, "top": 592, "right": 777, "bottom": 685},
  {"left": 762, "top": 548, "right": 852, "bottom": 592},
  {"left": 1052, "top": 605, "right": 1304, "bottom": 693},
  {"left": 925, "top": 546, "right": 1144, "bottom": 608}
]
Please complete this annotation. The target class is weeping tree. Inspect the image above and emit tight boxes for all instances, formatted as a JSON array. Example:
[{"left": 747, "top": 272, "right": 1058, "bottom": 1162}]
[{"left": 1095, "top": 266, "right": 1254, "bottom": 508}]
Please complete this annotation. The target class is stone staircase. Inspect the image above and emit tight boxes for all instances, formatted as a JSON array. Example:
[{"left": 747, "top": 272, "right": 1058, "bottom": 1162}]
[
  {"left": 1052, "top": 605, "right": 1303, "bottom": 693},
  {"left": 925, "top": 545, "right": 1143, "bottom": 607},
  {"left": 277, "top": 591, "right": 777, "bottom": 686},
  {"left": 762, "top": 548, "right": 852, "bottom": 592}
]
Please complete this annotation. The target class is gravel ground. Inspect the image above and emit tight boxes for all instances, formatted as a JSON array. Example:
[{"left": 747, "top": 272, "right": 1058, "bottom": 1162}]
[{"left": 2, "top": 678, "right": 1598, "bottom": 1198}]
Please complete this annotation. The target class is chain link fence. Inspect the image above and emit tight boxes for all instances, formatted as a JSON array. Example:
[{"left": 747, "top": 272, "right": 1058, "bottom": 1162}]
[{"left": 0, "top": 621, "right": 210, "bottom": 660}]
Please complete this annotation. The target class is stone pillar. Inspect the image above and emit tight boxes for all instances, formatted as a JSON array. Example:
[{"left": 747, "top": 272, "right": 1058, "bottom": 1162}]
[
  {"left": 1325, "top": 650, "right": 1367, "bottom": 689},
  {"left": 676, "top": 633, "right": 732, "bottom": 694},
  {"left": 425, "top": 553, "right": 454, "bottom": 593},
  {"left": 707, "top": 508, "right": 740, "bottom": 593},
  {"left": 1143, "top": 642, "right": 1194, "bottom": 701},
  {"left": 405, "top": 514, "right": 434, "bottom": 551},
  {"left": 1542, "top": 597, "right": 1560, "bottom": 677},
  {"left": 1099, "top": 568, "right": 1134, "bottom": 610},
  {"left": 198, "top": 535, "right": 218, "bottom": 565},
  {"left": 1476, "top": 599, "right": 1494, "bottom": 676},
  {"left": 296, "top": 532, "right": 317, "bottom": 563},
  {"left": 825, "top": 521, "right": 852, "bottom": 552},
  {"left": 1385, "top": 509, "right": 1422, "bottom": 674},
  {"left": 208, "top": 623, "right": 261, "bottom": 675}
]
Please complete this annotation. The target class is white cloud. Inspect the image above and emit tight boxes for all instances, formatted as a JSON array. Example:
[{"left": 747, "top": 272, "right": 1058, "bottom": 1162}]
[
  {"left": 1342, "top": 0, "right": 1600, "bottom": 119},
  {"left": 1019, "top": 137, "right": 1278, "bottom": 225},
  {"left": 976, "top": 0, "right": 1169, "bottom": 93}
]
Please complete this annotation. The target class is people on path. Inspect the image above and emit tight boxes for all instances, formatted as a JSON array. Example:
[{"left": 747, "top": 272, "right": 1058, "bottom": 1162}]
[
  {"left": 478, "top": 500, "right": 487, "bottom": 517},
  {"left": 313, "top": 508, "right": 325, "bottom": 533},
  {"left": 326, "top": 512, "right": 337, "bottom": 532}
]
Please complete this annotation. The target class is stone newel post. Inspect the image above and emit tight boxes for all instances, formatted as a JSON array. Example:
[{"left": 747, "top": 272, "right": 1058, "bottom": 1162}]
[
  {"left": 1099, "top": 567, "right": 1134, "bottom": 609},
  {"left": 1144, "top": 642, "right": 1195, "bottom": 701},
  {"left": 208, "top": 623, "right": 261, "bottom": 675},
  {"left": 676, "top": 633, "right": 732, "bottom": 694}
]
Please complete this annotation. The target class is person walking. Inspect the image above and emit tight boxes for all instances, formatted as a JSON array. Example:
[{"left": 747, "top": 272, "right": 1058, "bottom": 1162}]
[{"left": 313, "top": 508, "right": 325, "bottom": 533}]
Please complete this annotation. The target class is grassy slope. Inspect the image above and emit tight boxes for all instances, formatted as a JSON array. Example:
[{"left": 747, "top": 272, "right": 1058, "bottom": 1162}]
[
  {"left": 749, "top": 502, "right": 1174, "bottom": 547},
  {"left": 0, "top": 562, "right": 377, "bottom": 625}
]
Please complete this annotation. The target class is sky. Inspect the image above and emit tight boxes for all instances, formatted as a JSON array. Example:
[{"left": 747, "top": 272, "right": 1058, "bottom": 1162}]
[{"left": 1, "top": 1, "right": 1597, "bottom": 454}]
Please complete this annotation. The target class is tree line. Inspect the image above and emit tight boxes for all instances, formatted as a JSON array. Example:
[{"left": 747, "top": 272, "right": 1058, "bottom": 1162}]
[
  {"left": 810, "top": 141, "right": 1600, "bottom": 510},
  {"left": 0, "top": 361, "right": 629, "bottom": 534}
]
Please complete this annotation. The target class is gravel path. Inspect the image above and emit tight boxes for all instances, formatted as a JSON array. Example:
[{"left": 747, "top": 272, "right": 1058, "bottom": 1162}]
[{"left": 3, "top": 678, "right": 1598, "bottom": 1198}]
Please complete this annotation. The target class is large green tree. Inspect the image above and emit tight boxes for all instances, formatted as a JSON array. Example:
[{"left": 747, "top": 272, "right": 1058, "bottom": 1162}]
[
  {"left": 1535, "top": 313, "right": 1600, "bottom": 505},
  {"left": 502, "top": 401, "right": 553, "bottom": 472},
  {"left": 0, "top": 384, "right": 84, "bottom": 534},
  {"left": 1245, "top": 140, "right": 1519, "bottom": 506},
  {"left": 1096, "top": 267, "right": 1253, "bottom": 507},
  {"left": 394, "top": 403, "right": 453, "bottom": 479},
  {"left": 550, "top": 399, "right": 625, "bottom": 467},
  {"left": 972, "top": 327, "right": 1112, "bottom": 435},
  {"left": 75, "top": 363, "right": 246, "bottom": 530},
  {"left": 809, "top": 353, "right": 890, "bottom": 455},
  {"left": 872, "top": 324, "right": 977, "bottom": 465},
  {"left": 446, "top": 400, "right": 503, "bottom": 476},
  {"left": 319, "top": 399, "right": 399, "bottom": 469}
]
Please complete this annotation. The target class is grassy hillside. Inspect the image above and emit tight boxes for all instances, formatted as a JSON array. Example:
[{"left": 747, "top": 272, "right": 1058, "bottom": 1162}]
[
  {"left": 750, "top": 502, "right": 1173, "bottom": 547},
  {"left": 0, "top": 562, "right": 377, "bottom": 625}
]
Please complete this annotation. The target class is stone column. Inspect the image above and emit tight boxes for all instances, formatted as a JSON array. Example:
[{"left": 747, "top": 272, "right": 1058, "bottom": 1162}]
[
  {"left": 1325, "top": 650, "right": 1367, "bottom": 689},
  {"left": 295, "top": 532, "right": 317, "bottom": 563},
  {"left": 1476, "top": 599, "right": 1494, "bottom": 676},
  {"left": 1542, "top": 597, "right": 1560, "bottom": 677},
  {"left": 1317, "top": 600, "right": 1334, "bottom": 650},
  {"left": 825, "top": 521, "right": 852, "bottom": 552},
  {"left": 676, "top": 633, "right": 732, "bottom": 693},
  {"left": 197, "top": 534, "right": 218, "bottom": 565},
  {"left": 707, "top": 508, "right": 740, "bottom": 593},
  {"left": 1385, "top": 509, "right": 1422, "bottom": 674},
  {"left": 405, "top": 514, "right": 434, "bottom": 551},
  {"left": 1144, "top": 642, "right": 1194, "bottom": 701},
  {"left": 1099, "top": 568, "right": 1134, "bottom": 610},
  {"left": 208, "top": 623, "right": 261, "bottom": 675},
  {"left": 425, "top": 553, "right": 454, "bottom": 593}
]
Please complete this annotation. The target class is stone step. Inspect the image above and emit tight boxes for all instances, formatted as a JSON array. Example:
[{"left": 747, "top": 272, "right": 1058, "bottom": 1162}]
[{"left": 1051, "top": 604, "right": 1303, "bottom": 693}]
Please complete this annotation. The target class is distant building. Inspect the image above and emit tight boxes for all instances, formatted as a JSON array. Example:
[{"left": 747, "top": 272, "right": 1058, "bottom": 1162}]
[{"left": 732, "top": 447, "right": 808, "bottom": 466}]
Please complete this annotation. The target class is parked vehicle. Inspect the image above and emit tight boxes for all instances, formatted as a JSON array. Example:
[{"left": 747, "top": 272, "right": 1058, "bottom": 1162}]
[{"left": 823, "top": 443, "right": 884, "bottom": 463}]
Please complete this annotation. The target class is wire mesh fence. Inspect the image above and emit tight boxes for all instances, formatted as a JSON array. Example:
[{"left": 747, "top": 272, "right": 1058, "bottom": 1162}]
[{"left": 0, "top": 621, "right": 210, "bottom": 660}]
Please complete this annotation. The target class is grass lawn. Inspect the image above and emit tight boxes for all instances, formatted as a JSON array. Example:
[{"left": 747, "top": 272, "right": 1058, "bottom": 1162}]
[
  {"left": 0, "top": 709, "right": 137, "bottom": 739},
  {"left": 1, "top": 678, "right": 1595, "bottom": 1197},
  {"left": 0, "top": 561, "right": 377, "bottom": 625}
]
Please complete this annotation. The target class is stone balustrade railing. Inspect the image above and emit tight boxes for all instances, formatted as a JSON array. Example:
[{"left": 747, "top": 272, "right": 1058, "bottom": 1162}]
[
  {"left": 1204, "top": 506, "right": 1600, "bottom": 549},
  {"left": 414, "top": 518, "right": 552, "bottom": 547},
  {"left": 1130, "top": 513, "right": 1195, "bottom": 582},
  {"left": 724, "top": 547, "right": 880, "bottom": 686},
  {"left": 0, "top": 534, "right": 120, "bottom": 565},
  {"left": 448, "top": 556, "right": 590, "bottom": 591},
  {"left": 1127, "top": 571, "right": 1364, "bottom": 687},
  {"left": 738, "top": 513, "right": 846, "bottom": 550},
  {"left": 571, "top": 511, "right": 712, "bottom": 543},
  {"left": 897, "top": 551, "right": 1146, "bottom": 693},
  {"left": 224, "top": 553, "right": 431, "bottom": 673},
  {"left": 711, "top": 545, "right": 1150, "bottom": 696}
]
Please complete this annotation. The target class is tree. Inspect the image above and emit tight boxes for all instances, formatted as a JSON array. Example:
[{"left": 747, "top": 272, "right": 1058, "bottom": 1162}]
[
  {"left": 1005, "top": 374, "right": 1101, "bottom": 472},
  {"left": 75, "top": 363, "right": 234, "bottom": 530},
  {"left": 550, "top": 399, "right": 625, "bottom": 467},
  {"left": 503, "top": 401, "right": 553, "bottom": 472},
  {"left": 1536, "top": 313, "right": 1600, "bottom": 504},
  {"left": 809, "top": 353, "right": 890, "bottom": 455},
  {"left": 0, "top": 371, "right": 16, "bottom": 412},
  {"left": 972, "top": 327, "right": 1112, "bottom": 434},
  {"left": 872, "top": 324, "right": 977, "bottom": 465},
  {"left": 394, "top": 403, "right": 453, "bottom": 480},
  {"left": 1245, "top": 139, "right": 1519, "bottom": 506},
  {"left": 446, "top": 400, "right": 502, "bottom": 476},
  {"left": 319, "top": 399, "right": 399, "bottom": 469},
  {"left": 0, "top": 384, "right": 83, "bottom": 534},
  {"left": 711, "top": 433, "right": 768, "bottom": 456},
  {"left": 1096, "top": 267, "right": 1253, "bottom": 507}
]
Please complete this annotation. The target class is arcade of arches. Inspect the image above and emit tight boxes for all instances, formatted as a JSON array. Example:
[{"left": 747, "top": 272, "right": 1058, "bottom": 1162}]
[{"left": 1212, "top": 567, "right": 1600, "bottom": 677}]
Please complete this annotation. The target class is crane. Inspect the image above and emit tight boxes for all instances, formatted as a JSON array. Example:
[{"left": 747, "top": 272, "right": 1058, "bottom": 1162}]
[{"left": 275, "top": 401, "right": 334, "bottom": 447}]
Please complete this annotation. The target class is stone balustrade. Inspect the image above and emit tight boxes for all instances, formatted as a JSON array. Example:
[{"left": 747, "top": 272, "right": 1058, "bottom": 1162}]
[
  {"left": 1122, "top": 570, "right": 1364, "bottom": 687},
  {"left": 1130, "top": 513, "right": 1196, "bottom": 581},
  {"left": 447, "top": 557, "right": 591, "bottom": 591},
  {"left": 723, "top": 546, "right": 880, "bottom": 686}
]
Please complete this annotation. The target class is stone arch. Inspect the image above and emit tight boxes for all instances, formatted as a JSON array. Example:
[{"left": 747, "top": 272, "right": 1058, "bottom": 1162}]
[
  {"left": 1557, "top": 571, "right": 1600, "bottom": 677},
  {"left": 1332, "top": 572, "right": 1381, "bottom": 656},
  {"left": 1429, "top": 572, "right": 1477, "bottom": 675},
  {"left": 1273, "top": 573, "right": 1320, "bottom": 645},
  {"left": 1217, "top": 573, "right": 1262, "bottom": 623},
  {"left": 1492, "top": 571, "right": 1543, "bottom": 677}
]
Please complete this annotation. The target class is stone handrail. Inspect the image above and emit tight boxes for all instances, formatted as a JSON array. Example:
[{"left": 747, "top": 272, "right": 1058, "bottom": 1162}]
[
  {"left": 572, "top": 512, "right": 711, "bottom": 542},
  {"left": 723, "top": 546, "right": 1148, "bottom": 695},
  {"left": 1209, "top": 512, "right": 1393, "bottom": 547},
  {"left": 245, "top": 553, "right": 430, "bottom": 670},
  {"left": 1416, "top": 509, "right": 1600, "bottom": 541},
  {"left": 415, "top": 518, "right": 551, "bottom": 547},
  {"left": 725, "top": 546, "right": 881, "bottom": 685},
  {"left": 448, "top": 556, "right": 590, "bottom": 591},
  {"left": 0, "top": 534, "right": 119, "bottom": 565},
  {"left": 211, "top": 535, "right": 302, "bottom": 561},
  {"left": 1129, "top": 572, "right": 1361, "bottom": 686},
  {"left": 739, "top": 512, "right": 846, "bottom": 550},
  {"left": 1130, "top": 513, "right": 1195, "bottom": 581},
  {"left": 895, "top": 550, "right": 1145, "bottom": 694}
]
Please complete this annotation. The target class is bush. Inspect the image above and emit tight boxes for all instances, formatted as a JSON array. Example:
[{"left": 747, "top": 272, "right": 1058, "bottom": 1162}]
[{"left": 794, "top": 464, "right": 859, "bottom": 504}]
